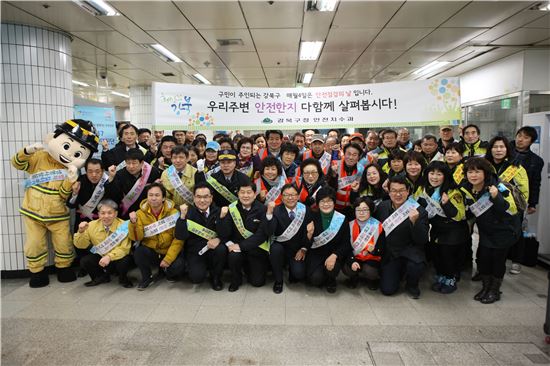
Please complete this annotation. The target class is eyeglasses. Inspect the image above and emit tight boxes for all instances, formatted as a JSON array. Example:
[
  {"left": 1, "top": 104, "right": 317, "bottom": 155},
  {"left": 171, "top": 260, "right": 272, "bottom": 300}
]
[
  {"left": 282, "top": 193, "right": 298, "bottom": 198},
  {"left": 302, "top": 171, "right": 318, "bottom": 176},
  {"left": 319, "top": 199, "right": 333, "bottom": 205},
  {"left": 355, "top": 208, "right": 370, "bottom": 213},
  {"left": 195, "top": 194, "right": 212, "bottom": 200},
  {"left": 389, "top": 189, "right": 408, "bottom": 195}
]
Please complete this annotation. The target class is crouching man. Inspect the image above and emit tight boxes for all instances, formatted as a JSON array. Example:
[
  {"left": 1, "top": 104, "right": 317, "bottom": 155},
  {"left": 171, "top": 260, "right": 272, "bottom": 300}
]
[{"left": 74, "top": 199, "right": 133, "bottom": 288}]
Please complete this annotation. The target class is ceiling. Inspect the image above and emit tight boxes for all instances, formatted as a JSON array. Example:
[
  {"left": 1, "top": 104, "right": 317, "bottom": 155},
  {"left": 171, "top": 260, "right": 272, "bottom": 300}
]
[{"left": 2, "top": 0, "right": 549, "bottom": 107}]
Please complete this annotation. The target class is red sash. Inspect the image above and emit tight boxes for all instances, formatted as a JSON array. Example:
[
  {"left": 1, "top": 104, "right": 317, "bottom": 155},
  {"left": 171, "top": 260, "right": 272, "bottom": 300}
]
[{"left": 351, "top": 220, "right": 381, "bottom": 262}]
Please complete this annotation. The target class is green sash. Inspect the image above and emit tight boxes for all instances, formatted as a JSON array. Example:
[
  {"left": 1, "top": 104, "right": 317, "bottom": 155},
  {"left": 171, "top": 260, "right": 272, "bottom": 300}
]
[
  {"left": 228, "top": 203, "right": 269, "bottom": 252},
  {"left": 187, "top": 220, "right": 217, "bottom": 240},
  {"left": 206, "top": 175, "right": 238, "bottom": 203}
]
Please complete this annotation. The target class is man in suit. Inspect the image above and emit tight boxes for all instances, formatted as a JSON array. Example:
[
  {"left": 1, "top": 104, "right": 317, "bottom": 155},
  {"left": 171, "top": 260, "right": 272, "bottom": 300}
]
[
  {"left": 104, "top": 148, "right": 161, "bottom": 220},
  {"left": 374, "top": 175, "right": 429, "bottom": 299},
  {"left": 265, "top": 183, "right": 314, "bottom": 294},
  {"left": 175, "top": 183, "right": 227, "bottom": 290},
  {"left": 218, "top": 182, "right": 272, "bottom": 292}
]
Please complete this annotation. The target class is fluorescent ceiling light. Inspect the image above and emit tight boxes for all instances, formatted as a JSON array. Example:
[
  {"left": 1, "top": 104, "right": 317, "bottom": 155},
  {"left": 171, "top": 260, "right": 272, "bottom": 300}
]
[
  {"left": 540, "top": 2, "right": 550, "bottom": 10},
  {"left": 111, "top": 91, "right": 129, "bottom": 98},
  {"left": 72, "top": 80, "right": 90, "bottom": 87},
  {"left": 150, "top": 44, "right": 182, "bottom": 63},
  {"left": 413, "top": 61, "right": 450, "bottom": 76},
  {"left": 302, "top": 73, "right": 313, "bottom": 84},
  {"left": 299, "top": 41, "right": 324, "bottom": 61},
  {"left": 193, "top": 73, "right": 211, "bottom": 85},
  {"left": 75, "top": 0, "right": 120, "bottom": 16},
  {"left": 312, "top": 0, "right": 338, "bottom": 11}
]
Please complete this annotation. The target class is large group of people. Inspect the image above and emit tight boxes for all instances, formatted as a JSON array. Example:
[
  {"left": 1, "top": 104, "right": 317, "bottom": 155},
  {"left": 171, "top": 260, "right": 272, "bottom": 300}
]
[{"left": 20, "top": 122, "right": 545, "bottom": 303}]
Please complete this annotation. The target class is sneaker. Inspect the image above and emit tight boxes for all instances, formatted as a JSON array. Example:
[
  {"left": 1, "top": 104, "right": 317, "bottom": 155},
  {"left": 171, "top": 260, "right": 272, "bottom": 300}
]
[
  {"left": 137, "top": 276, "right": 155, "bottom": 291},
  {"left": 510, "top": 263, "right": 521, "bottom": 275},
  {"left": 431, "top": 275, "right": 444, "bottom": 292},
  {"left": 440, "top": 277, "right": 457, "bottom": 294}
]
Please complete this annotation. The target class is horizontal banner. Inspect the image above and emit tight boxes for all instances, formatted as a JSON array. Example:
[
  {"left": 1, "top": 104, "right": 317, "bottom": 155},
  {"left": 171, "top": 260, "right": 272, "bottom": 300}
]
[{"left": 152, "top": 78, "right": 461, "bottom": 131}]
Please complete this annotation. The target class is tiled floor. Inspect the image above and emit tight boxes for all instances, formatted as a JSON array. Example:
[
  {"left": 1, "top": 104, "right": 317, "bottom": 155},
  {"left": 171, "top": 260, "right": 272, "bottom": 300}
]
[{"left": 2, "top": 264, "right": 550, "bottom": 365}]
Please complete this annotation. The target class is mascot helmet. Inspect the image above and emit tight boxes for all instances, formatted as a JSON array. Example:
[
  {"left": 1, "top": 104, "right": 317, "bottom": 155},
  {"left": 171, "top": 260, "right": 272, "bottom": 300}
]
[{"left": 55, "top": 119, "right": 99, "bottom": 153}]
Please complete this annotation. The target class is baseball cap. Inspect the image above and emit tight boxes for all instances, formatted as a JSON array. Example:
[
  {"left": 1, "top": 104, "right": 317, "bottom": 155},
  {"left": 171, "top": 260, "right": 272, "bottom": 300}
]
[
  {"left": 440, "top": 125, "right": 453, "bottom": 131},
  {"left": 311, "top": 134, "right": 324, "bottom": 143},
  {"left": 205, "top": 141, "right": 220, "bottom": 152},
  {"left": 350, "top": 132, "right": 365, "bottom": 142}
]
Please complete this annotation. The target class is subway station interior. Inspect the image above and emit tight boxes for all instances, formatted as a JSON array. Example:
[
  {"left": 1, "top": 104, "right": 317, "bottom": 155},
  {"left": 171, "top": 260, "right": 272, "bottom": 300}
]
[{"left": 1, "top": 1, "right": 550, "bottom": 365}]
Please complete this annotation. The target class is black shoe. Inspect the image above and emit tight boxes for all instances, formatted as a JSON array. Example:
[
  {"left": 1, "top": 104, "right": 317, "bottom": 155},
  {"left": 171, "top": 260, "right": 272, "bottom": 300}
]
[
  {"left": 29, "top": 270, "right": 49, "bottom": 288},
  {"left": 211, "top": 277, "right": 223, "bottom": 291},
  {"left": 481, "top": 277, "right": 502, "bottom": 304},
  {"left": 471, "top": 272, "right": 482, "bottom": 281},
  {"left": 57, "top": 267, "right": 77, "bottom": 283},
  {"left": 119, "top": 277, "right": 134, "bottom": 288},
  {"left": 474, "top": 275, "right": 491, "bottom": 301},
  {"left": 137, "top": 276, "right": 155, "bottom": 291},
  {"left": 288, "top": 275, "right": 299, "bottom": 284},
  {"left": 273, "top": 281, "right": 283, "bottom": 294},
  {"left": 345, "top": 278, "right": 358, "bottom": 289},
  {"left": 326, "top": 279, "right": 337, "bottom": 294},
  {"left": 228, "top": 283, "right": 240, "bottom": 292},
  {"left": 366, "top": 279, "right": 379, "bottom": 291},
  {"left": 84, "top": 275, "right": 110, "bottom": 287},
  {"left": 77, "top": 268, "right": 88, "bottom": 278},
  {"left": 166, "top": 276, "right": 178, "bottom": 284},
  {"left": 406, "top": 284, "right": 421, "bottom": 299}
]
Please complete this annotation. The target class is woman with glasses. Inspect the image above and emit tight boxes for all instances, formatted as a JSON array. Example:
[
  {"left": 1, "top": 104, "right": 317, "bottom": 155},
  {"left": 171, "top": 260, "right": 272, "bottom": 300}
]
[
  {"left": 265, "top": 183, "right": 314, "bottom": 294},
  {"left": 236, "top": 137, "right": 254, "bottom": 179},
  {"left": 343, "top": 196, "right": 384, "bottom": 290},
  {"left": 350, "top": 163, "right": 388, "bottom": 208},
  {"left": 306, "top": 187, "right": 350, "bottom": 293},
  {"left": 418, "top": 161, "right": 468, "bottom": 294},
  {"left": 374, "top": 175, "right": 429, "bottom": 299},
  {"left": 296, "top": 158, "right": 327, "bottom": 211},
  {"left": 460, "top": 157, "right": 521, "bottom": 304}
]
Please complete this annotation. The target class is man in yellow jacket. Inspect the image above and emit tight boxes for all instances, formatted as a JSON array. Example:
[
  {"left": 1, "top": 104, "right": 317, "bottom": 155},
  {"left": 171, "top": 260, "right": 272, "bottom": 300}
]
[
  {"left": 129, "top": 183, "right": 184, "bottom": 290},
  {"left": 74, "top": 199, "right": 133, "bottom": 288},
  {"left": 11, "top": 119, "right": 99, "bottom": 287}
]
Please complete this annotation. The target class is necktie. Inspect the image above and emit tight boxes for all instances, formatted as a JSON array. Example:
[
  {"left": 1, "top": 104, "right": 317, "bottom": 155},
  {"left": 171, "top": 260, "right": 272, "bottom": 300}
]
[
  {"left": 289, "top": 210, "right": 295, "bottom": 221},
  {"left": 203, "top": 210, "right": 209, "bottom": 219}
]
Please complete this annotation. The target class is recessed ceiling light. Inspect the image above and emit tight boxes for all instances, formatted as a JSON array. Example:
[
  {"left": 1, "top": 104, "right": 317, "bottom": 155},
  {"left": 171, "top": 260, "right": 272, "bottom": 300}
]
[
  {"left": 193, "top": 73, "right": 211, "bottom": 85},
  {"left": 72, "top": 80, "right": 90, "bottom": 87},
  {"left": 302, "top": 73, "right": 313, "bottom": 84},
  {"left": 413, "top": 61, "right": 450, "bottom": 77},
  {"left": 111, "top": 91, "right": 129, "bottom": 98},
  {"left": 299, "top": 41, "right": 323, "bottom": 61},
  {"left": 307, "top": 0, "right": 338, "bottom": 12}
]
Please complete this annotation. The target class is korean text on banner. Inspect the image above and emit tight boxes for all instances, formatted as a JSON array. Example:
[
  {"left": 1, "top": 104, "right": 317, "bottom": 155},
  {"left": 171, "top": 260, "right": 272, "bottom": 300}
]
[{"left": 152, "top": 79, "right": 461, "bottom": 131}]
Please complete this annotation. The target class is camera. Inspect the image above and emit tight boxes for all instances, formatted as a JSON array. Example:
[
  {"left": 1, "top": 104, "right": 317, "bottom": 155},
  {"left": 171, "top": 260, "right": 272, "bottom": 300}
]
[{"left": 99, "top": 69, "right": 108, "bottom": 80}]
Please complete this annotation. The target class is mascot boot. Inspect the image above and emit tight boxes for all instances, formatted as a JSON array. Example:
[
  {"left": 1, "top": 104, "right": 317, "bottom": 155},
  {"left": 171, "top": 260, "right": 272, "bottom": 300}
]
[{"left": 29, "top": 270, "right": 50, "bottom": 288}]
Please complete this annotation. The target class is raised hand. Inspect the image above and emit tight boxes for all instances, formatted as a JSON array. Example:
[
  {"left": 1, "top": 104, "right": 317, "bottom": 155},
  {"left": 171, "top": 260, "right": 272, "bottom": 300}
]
[
  {"left": 179, "top": 203, "right": 189, "bottom": 218},
  {"left": 67, "top": 165, "right": 79, "bottom": 182},
  {"left": 78, "top": 221, "right": 89, "bottom": 233},
  {"left": 25, "top": 142, "right": 44, "bottom": 154},
  {"left": 71, "top": 181, "right": 81, "bottom": 195},
  {"left": 107, "top": 165, "right": 117, "bottom": 182},
  {"left": 129, "top": 211, "right": 138, "bottom": 224}
]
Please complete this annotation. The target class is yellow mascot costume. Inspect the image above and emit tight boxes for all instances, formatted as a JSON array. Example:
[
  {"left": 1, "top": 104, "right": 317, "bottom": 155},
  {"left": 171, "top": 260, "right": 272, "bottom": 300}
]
[{"left": 11, "top": 119, "right": 99, "bottom": 287}]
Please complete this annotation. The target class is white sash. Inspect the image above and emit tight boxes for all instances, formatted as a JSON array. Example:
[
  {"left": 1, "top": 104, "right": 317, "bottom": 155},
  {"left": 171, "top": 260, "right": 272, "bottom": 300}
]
[
  {"left": 116, "top": 160, "right": 126, "bottom": 171},
  {"left": 382, "top": 197, "right": 420, "bottom": 235},
  {"left": 264, "top": 176, "right": 285, "bottom": 205},
  {"left": 24, "top": 169, "right": 67, "bottom": 189},
  {"left": 311, "top": 211, "right": 346, "bottom": 249},
  {"left": 469, "top": 193, "right": 493, "bottom": 217},
  {"left": 166, "top": 165, "right": 194, "bottom": 205},
  {"left": 430, "top": 151, "right": 445, "bottom": 162},
  {"left": 204, "top": 165, "right": 221, "bottom": 178},
  {"left": 319, "top": 152, "right": 331, "bottom": 172},
  {"left": 420, "top": 191, "right": 446, "bottom": 219},
  {"left": 144, "top": 212, "right": 180, "bottom": 238},
  {"left": 90, "top": 221, "right": 129, "bottom": 256},
  {"left": 238, "top": 164, "right": 253, "bottom": 177},
  {"left": 350, "top": 218, "right": 380, "bottom": 256},
  {"left": 273, "top": 203, "right": 306, "bottom": 242},
  {"left": 121, "top": 163, "right": 152, "bottom": 215},
  {"left": 79, "top": 173, "right": 109, "bottom": 219}
]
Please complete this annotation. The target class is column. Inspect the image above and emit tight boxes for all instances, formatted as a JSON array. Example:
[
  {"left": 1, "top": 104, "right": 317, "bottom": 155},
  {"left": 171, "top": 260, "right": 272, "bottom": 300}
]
[
  {"left": 129, "top": 85, "right": 153, "bottom": 129},
  {"left": 1, "top": 23, "right": 73, "bottom": 271}
]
